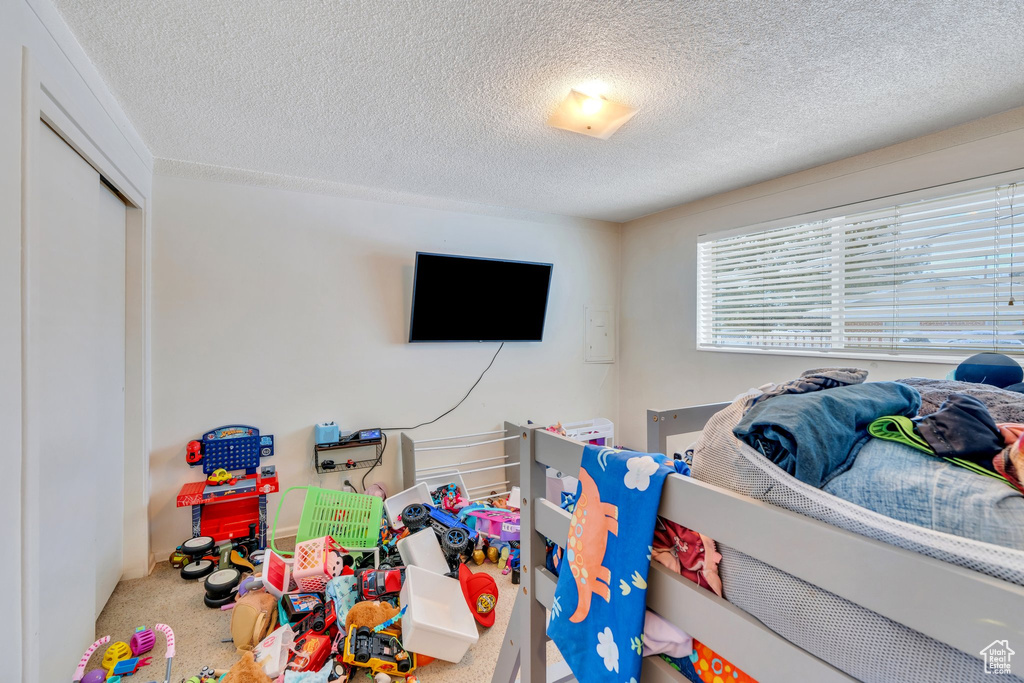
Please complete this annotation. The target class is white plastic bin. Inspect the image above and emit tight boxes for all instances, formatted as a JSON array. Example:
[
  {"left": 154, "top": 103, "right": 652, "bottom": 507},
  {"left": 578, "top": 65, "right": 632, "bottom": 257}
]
[
  {"left": 384, "top": 482, "right": 432, "bottom": 528},
  {"left": 397, "top": 529, "right": 450, "bottom": 576},
  {"left": 562, "top": 417, "right": 614, "bottom": 446},
  {"left": 417, "top": 469, "right": 470, "bottom": 504},
  {"left": 399, "top": 565, "right": 479, "bottom": 662},
  {"left": 546, "top": 469, "right": 579, "bottom": 504}
]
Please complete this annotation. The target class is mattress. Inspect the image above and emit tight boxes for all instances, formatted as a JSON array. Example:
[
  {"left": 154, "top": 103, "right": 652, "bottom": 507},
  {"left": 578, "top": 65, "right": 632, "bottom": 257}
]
[{"left": 692, "top": 390, "right": 1024, "bottom": 683}]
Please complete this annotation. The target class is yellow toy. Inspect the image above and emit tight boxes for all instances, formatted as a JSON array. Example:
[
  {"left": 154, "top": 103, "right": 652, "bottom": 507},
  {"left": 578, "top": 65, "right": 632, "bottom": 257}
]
[
  {"left": 342, "top": 626, "right": 416, "bottom": 677},
  {"left": 207, "top": 468, "right": 237, "bottom": 486},
  {"left": 101, "top": 641, "right": 131, "bottom": 676}
]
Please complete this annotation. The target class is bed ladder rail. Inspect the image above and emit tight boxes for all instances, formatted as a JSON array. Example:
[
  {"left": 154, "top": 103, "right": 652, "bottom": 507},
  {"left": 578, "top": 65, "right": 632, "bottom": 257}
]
[
  {"left": 494, "top": 414, "right": 1024, "bottom": 683},
  {"left": 493, "top": 422, "right": 856, "bottom": 683}
]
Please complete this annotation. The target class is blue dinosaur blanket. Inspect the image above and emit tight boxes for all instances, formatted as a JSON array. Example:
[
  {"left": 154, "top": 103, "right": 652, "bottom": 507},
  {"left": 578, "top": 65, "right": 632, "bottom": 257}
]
[{"left": 547, "top": 445, "right": 678, "bottom": 683}]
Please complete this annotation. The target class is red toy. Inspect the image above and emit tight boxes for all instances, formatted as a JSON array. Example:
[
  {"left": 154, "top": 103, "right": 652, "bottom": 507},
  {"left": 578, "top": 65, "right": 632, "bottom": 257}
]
[
  {"left": 294, "top": 602, "right": 338, "bottom": 639},
  {"left": 356, "top": 568, "right": 406, "bottom": 601},
  {"left": 175, "top": 425, "right": 279, "bottom": 549},
  {"left": 186, "top": 440, "right": 203, "bottom": 464},
  {"left": 289, "top": 633, "right": 332, "bottom": 673}
]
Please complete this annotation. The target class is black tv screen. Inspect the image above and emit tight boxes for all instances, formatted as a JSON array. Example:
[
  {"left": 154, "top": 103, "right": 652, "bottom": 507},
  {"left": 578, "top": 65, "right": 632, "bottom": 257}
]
[{"left": 409, "top": 252, "right": 553, "bottom": 342}]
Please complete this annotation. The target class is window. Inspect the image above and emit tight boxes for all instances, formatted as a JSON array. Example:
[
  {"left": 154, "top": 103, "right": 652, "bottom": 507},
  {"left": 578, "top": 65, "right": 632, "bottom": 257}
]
[{"left": 698, "top": 178, "right": 1024, "bottom": 356}]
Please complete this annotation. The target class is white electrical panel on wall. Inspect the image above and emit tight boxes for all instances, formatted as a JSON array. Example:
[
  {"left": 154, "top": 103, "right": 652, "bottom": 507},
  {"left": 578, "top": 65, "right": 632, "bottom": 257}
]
[{"left": 585, "top": 305, "right": 615, "bottom": 363}]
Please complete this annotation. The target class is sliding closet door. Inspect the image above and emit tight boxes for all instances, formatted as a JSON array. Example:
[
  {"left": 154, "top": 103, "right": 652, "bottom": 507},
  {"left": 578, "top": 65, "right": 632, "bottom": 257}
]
[
  {"left": 24, "top": 120, "right": 126, "bottom": 682},
  {"left": 92, "top": 181, "right": 127, "bottom": 613}
]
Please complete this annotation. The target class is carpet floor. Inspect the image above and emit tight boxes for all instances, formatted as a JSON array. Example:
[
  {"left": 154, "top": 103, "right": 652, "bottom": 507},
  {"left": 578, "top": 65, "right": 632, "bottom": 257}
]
[{"left": 95, "top": 538, "right": 558, "bottom": 682}]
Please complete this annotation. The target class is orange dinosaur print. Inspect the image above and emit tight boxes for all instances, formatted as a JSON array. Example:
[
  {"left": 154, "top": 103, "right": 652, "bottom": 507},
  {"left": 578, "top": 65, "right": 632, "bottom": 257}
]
[{"left": 566, "top": 468, "right": 619, "bottom": 623}]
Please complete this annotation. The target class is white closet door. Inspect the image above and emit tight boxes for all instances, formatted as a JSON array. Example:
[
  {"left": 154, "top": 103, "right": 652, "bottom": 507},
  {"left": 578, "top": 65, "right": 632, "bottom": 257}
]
[
  {"left": 24, "top": 121, "right": 126, "bottom": 682},
  {"left": 93, "top": 181, "right": 126, "bottom": 614}
]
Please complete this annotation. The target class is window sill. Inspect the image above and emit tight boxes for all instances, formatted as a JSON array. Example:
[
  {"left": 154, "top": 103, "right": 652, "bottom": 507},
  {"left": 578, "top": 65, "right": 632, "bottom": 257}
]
[{"left": 695, "top": 345, "right": 997, "bottom": 367}]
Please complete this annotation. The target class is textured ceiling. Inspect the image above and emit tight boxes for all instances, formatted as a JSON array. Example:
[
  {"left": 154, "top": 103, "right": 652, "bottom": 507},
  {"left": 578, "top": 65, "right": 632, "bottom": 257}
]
[{"left": 52, "top": 0, "right": 1024, "bottom": 222}]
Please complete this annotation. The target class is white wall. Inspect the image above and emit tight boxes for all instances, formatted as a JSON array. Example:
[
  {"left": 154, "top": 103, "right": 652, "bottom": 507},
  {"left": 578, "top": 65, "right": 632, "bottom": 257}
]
[
  {"left": 149, "top": 173, "right": 621, "bottom": 556},
  {"left": 2, "top": 0, "right": 153, "bottom": 674},
  {"left": 619, "top": 106, "right": 1024, "bottom": 450}
]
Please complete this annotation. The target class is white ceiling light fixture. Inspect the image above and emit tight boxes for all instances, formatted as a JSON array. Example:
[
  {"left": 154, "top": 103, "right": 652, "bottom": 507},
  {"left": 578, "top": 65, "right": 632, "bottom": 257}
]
[{"left": 547, "top": 89, "right": 638, "bottom": 140}]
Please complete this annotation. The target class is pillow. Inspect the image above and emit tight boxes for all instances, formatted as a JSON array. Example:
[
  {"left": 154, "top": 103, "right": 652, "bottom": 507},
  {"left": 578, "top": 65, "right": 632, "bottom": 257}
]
[{"left": 955, "top": 352, "right": 1023, "bottom": 388}]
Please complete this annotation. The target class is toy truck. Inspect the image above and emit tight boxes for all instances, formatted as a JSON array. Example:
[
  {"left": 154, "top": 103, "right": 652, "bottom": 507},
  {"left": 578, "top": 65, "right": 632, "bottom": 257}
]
[
  {"left": 355, "top": 568, "right": 406, "bottom": 601},
  {"left": 342, "top": 626, "right": 415, "bottom": 676},
  {"left": 400, "top": 503, "right": 476, "bottom": 572}
]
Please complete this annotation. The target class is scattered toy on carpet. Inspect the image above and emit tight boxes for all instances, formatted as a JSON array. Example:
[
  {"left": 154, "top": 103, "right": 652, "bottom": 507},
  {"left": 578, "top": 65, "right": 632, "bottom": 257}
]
[
  {"left": 222, "top": 651, "right": 273, "bottom": 683},
  {"left": 231, "top": 589, "right": 280, "bottom": 651},
  {"left": 344, "top": 600, "right": 403, "bottom": 635}
]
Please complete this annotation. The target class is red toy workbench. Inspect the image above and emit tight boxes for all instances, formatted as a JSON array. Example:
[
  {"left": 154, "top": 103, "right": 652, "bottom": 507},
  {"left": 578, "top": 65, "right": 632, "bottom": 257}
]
[
  {"left": 177, "top": 425, "right": 278, "bottom": 548},
  {"left": 176, "top": 471, "right": 279, "bottom": 547}
]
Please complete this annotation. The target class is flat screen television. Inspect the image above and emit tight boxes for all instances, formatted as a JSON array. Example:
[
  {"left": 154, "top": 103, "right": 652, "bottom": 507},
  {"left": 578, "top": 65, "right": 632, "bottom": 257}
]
[{"left": 409, "top": 252, "right": 553, "bottom": 342}]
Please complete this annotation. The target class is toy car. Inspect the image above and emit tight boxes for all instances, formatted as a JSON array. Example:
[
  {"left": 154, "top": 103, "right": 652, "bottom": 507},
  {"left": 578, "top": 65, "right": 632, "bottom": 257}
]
[
  {"left": 206, "top": 468, "right": 237, "bottom": 486},
  {"left": 401, "top": 503, "right": 477, "bottom": 569},
  {"left": 356, "top": 567, "right": 406, "bottom": 601},
  {"left": 169, "top": 548, "right": 190, "bottom": 568},
  {"left": 377, "top": 548, "right": 404, "bottom": 571},
  {"left": 342, "top": 626, "right": 415, "bottom": 675}
]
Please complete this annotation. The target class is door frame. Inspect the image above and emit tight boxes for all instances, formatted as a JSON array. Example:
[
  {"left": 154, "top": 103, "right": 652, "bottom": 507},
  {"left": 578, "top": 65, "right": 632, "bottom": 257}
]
[{"left": 20, "top": 47, "right": 152, "bottom": 591}]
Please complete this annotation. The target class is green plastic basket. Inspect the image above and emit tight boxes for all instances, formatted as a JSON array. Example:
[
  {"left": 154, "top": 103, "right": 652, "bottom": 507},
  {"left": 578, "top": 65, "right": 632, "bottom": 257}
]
[{"left": 271, "top": 486, "right": 383, "bottom": 556}]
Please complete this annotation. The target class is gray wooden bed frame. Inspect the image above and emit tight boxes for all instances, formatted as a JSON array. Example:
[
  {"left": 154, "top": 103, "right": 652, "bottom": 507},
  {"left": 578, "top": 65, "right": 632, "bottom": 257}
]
[{"left": 492, "top": 402, "right": 1024, "bottom": 683}]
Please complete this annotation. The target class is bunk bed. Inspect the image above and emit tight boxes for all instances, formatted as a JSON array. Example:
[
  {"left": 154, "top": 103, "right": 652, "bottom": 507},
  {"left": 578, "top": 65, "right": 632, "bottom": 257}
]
[{"left": 493, "top": 401, "right": 1024, "bottom": 683}]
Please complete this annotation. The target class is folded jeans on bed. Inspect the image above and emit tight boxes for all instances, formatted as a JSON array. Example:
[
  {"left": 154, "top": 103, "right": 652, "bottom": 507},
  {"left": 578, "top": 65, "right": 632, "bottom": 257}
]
[
  {"left": 823, "top": 438, "right": 1024, "bottom": 550},
  {"left": 733, "top": 382, "right": 922, "bottom": 488}
]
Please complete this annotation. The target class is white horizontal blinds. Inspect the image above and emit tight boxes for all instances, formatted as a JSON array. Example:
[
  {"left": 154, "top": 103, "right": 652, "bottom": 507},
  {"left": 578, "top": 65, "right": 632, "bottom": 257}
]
[
  {"left": 699, "top": 219, "right": 838, "bottom": 350},
  {"left": 698, "top": 180, "right": 1024, "bottom": 355}
]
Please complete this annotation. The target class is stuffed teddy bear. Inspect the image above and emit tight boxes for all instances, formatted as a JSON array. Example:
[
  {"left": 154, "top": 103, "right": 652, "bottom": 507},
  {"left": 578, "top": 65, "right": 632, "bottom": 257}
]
[
  {"left": 221, "top": 652, "right": 273, "bottom": 683},
  {"left": 344, "top": 600, "right": 402, "bottom": 634}
]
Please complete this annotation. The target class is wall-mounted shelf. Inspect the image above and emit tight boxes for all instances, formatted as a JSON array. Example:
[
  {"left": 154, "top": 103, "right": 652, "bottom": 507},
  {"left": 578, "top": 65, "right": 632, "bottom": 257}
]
[{"left": 313, "top": 439, "right": 383, "bottom": 475}]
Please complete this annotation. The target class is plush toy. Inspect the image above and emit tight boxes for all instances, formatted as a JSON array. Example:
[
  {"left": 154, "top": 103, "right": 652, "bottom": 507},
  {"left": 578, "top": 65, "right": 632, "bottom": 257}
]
[
  {"left": 230, "top": 589, "right": 279, "bottom": 651},
  {"left": 344, "top": 600, "right": 403, "bottom": 634},
  {"left": 221, "top": 652, "right": 273, "bottom": 683},
  {"left": 545, "top": 422, "right": 567, "bottom": 436}
]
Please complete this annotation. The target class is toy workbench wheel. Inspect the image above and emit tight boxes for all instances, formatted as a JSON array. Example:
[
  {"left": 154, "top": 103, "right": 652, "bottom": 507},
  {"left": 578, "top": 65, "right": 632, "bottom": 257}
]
[
  {"left": 203, "top": 592, "right": 236, "bottom": 608},
  {"left": 205, "top": 567, "right": 242, "bottom": 597},
  {"left": 400, "top": 503, "right": 428, "bottom": 531},
  {"left": 181, "top": 558, "right": 215, "bottom": 580},
  {"left": 180, "top": 535, "right": 215, "bottom": 557},
  {"left": 442, "top": 527, "right": 471, "bottom": 556}
]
